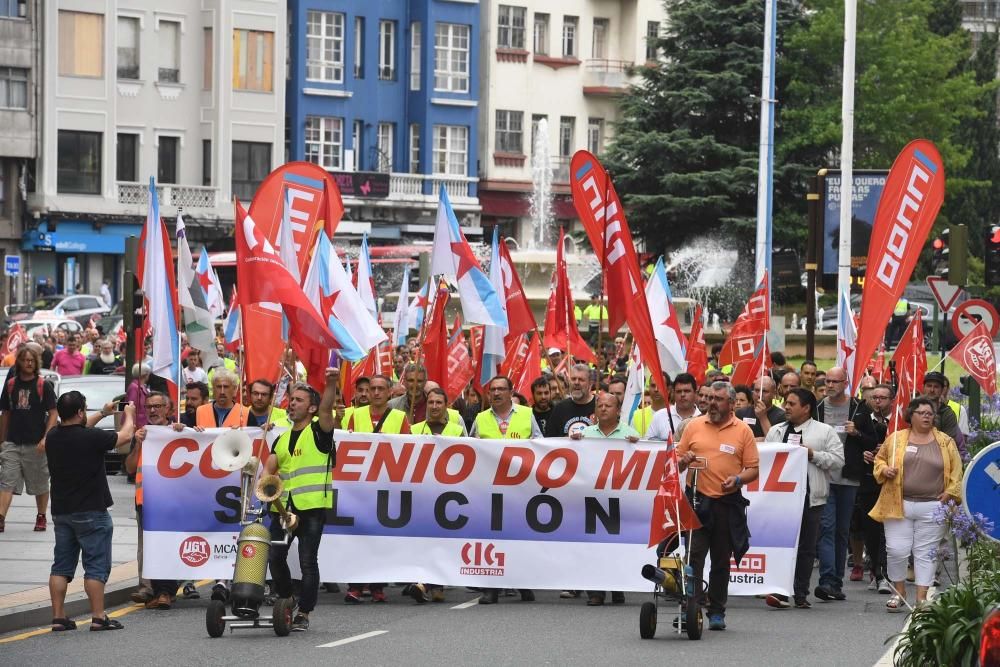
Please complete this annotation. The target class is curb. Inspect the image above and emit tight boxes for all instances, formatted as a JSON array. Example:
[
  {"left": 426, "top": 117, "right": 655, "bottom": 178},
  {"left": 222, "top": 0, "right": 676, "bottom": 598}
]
[{"left": 0, "top": 561, "right": 139, "bottom": 636}]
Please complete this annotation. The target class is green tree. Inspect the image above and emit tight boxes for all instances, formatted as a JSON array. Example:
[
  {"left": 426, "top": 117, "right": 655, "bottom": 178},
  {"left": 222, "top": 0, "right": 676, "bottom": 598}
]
[{"left": 604, "top": 0, "right": 805, "bottom": 259}]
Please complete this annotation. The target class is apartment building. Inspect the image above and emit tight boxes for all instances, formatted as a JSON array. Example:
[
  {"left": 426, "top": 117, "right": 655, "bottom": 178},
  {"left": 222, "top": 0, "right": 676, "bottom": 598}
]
[
  {"left": 25, "top": 0, "right": 285, "bottom": 299},
  {"left": 477, "top": 0, "right": 664, "bottom": 245}
]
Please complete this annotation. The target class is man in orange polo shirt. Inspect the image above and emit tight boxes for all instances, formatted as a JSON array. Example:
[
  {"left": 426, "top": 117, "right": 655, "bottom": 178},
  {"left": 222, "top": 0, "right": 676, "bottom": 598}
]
[{"left": 677, "top": 381, "right": 760, "bottom": 632}]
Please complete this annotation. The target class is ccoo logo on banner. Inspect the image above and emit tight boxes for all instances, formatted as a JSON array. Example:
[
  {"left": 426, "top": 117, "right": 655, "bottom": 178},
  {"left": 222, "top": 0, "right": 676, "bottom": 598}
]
[{"left": 140, "top": 427, "right": 806, "bottom": 595}]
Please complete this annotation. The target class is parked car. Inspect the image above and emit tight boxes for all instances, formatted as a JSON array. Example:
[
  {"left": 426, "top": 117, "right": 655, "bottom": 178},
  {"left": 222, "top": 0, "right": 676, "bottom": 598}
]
[
  {"left": 0, "top": 367, "right": 61, "bottom": 394},
  {"left": 15, "top": 318, "right": 85, "bottom": 338},
  {"left": 57, "top": 374, "right": 128, "bottom": 474},
  {"left": 30, "top": 294, "right": 110, "bottom": 326}
]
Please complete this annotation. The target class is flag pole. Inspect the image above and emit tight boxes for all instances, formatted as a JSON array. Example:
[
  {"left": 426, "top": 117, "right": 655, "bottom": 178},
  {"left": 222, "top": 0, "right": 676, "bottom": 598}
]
[{"left": 407, "top": 276, "right": 438, "bottom": 424}]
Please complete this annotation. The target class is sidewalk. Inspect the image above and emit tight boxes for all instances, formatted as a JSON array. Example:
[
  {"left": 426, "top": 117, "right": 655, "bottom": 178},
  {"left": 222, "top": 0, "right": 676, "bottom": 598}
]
[{"left": 0, "top": 474, "right": 140, "bottom": 634}]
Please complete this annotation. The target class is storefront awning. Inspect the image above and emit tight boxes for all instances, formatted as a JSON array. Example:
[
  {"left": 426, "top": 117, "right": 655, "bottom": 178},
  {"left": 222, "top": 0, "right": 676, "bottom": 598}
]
[{"left": 22, "top": 221, "right": 143, "bottom": 254}]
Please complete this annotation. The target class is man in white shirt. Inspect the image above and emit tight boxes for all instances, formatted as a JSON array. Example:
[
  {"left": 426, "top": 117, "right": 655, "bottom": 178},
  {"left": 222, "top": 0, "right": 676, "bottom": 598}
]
[
  {"left": 646, "top": 373, "right": 701, "bottom": 440},
  {"left": 182, "top": 350, "right": 209, "bottom": 385}
]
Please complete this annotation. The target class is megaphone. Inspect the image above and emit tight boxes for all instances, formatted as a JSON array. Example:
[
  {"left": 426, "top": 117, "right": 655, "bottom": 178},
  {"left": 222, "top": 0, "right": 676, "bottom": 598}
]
[{"left": 211, "top": 429, "right": 253, "bottom": 472}]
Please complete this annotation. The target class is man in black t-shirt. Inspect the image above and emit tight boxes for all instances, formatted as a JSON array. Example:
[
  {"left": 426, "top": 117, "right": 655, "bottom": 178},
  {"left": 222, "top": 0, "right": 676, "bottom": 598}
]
[
  {"left": 530, "top": 376, "right": 553, "bottom": 435},
  {"left": 0, "top": 345, "right": 58, "bottom": 533},
  {"left": 46, "top": 391, "right": 135, "bottom": 631},
  {"left": 545, "top": 364, "right": 596, "bottom": 438}
]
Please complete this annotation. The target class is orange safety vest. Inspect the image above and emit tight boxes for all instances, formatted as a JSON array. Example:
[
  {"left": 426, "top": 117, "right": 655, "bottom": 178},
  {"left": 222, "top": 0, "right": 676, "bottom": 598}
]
[{"left": 196, "top": 402, "right": 250, "bottom": 428}]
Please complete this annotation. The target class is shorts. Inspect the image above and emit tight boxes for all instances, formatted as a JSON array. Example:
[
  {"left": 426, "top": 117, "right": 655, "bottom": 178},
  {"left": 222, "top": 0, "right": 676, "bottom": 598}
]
[
  {"left": 51, "top": 510, "right": 114, "bottom": 583},
  {"left": 0, "top": 441, "right": 50, "bottom": 495}
]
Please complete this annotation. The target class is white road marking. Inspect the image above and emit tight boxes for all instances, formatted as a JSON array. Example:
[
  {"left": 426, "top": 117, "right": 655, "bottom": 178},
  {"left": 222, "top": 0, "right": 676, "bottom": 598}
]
[
  {"left": 317, "top": 630, "right": 388, "bottom": 648},
  {"left": 450, "top": 597, "right": 482, "bottom": 610}
]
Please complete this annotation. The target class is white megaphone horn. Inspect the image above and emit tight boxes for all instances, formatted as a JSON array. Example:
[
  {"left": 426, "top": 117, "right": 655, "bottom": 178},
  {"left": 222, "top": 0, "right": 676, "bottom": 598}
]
[{"left": 211, "top": 429, "right": 253, "bottom": 472}]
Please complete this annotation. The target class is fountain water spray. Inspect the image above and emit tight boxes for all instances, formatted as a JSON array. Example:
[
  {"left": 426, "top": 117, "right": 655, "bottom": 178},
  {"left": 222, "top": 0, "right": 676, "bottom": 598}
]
[{"left": 529, "top": 118, "right": 554, "bottom": 249}]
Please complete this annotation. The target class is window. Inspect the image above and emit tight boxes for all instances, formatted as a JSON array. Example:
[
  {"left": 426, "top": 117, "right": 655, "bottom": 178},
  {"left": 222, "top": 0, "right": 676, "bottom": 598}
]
[
  {"left": 497, "top": 5, "right": 526, "bottom": 49},
  {"left": 116, "top": 133, "right": 138, "bottom": 182},
  {"left": 432, "top": 125, "right": 467, "bottom": 176},
  {"left": 434, "top": 23, "right": 469, "bottom": 92},
  {"left": 495, "top": 110, "right": 523, "bottom": 154},
  {"left": 352, "top": 120, "right": 363, "bottom": 171},
  {"left": 304, "top": 116, "right": 344, "bottom": 170},
  {"left": 592, "top": 18, "right": 608, "bottom": 59},
  {"left": 410, "top": 22, "right": 421, "bottom": 91},
  {"left": 378, "top": 20, "right": 396, "bottom": 80},
  {"left": 0, "top": 67, "right": 27, "bottom": 109},
  {"left": 376, "top": 122, "right": 394, "bottom": 173},
  {"left": 203, "top": 28, "right": 213, "bottom": 89},
  {"left": 645, "top": 21, "right": 659, "bottom": 61},
  {"left": 1, "top": 1, "right": 27, "bottom": 18},
  {"left": 231, "top": 141, "right": 271, "bottom": 201},
  {"left": 232, "top": 29, "right": 274, "bottom": 92},
  {"left": 409, "top": 124, "right": 420, "bottom": 173},
  {"left": 202, "top": 139, "right": 211, "bottom": 186},
  {"left": 559, "top": 116, "right": 574, "bottom": 156},
  {"left": 587, "top": 118, "right": 604, "bottom": 155},
  {"left": 533, "top": 13, "right": 549, "bottom": 54},
  {"left": 354, "top": 17, "right": 364, "bottom": 78},
  {"left": 531, "top": 114, "right": 547, "bottom": 154},
  {"left": 116, "top": 16, "right": 139, "bottom": 79},
  {"left": 57, "top": 130, "right": 102, "bottom": 194},
  {"left": 561, "top": 16, "right": 577, "bottom": 58},
  {"left": 158, "top": 20, "right": 180, "bottom": 83},
  {"left": 59, "top": 11, "right": 104, "bottom": 77},
  {"left": 306, "top": 11, "right": 344, "bottom": 83},
  {"left": 158, "top": 136, "right": 179, "bottom": 184}
]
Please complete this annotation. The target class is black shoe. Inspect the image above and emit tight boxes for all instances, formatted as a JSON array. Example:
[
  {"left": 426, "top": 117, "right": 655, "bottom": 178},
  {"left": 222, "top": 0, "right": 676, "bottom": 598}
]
[
  {"left": 409, "top": 583, "right": 429, "bottom": 604},
  {"left": 211, "top": 583, "right": 229, "bottom": 602},
  {"left": 182, "top": 582, "right": 200, "bottom": 599},
  {"left": 814, "top": 586, "right": 836, "bottom": 601},
  {"left": 794, "top": 598, "right": 812, "bottom": 609},
  {"left": 478, "top": 590, "right": 499, "bottom": 605},
  {"left": 519, "top": 589, "right": 535, "bottom": 602},
  {"left": 830, "top": 589, "right": 846, "bottom": 601},
  {"left": 291, "top": 613, "right": 309, "bottom": 632},
  {"left": 611, "top": 592, "right": 625, "bottom": 604}
]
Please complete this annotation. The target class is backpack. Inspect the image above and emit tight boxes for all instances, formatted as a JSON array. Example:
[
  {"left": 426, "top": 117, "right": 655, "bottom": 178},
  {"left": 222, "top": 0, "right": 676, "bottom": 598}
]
[{"left": 5, "top": 375, "right": 46, "bottom": 403}]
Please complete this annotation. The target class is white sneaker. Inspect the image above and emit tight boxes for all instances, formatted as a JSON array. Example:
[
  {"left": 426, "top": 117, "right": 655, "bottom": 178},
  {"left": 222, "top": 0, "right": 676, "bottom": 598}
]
[
  {"left": 867, "top": 576, "right": 877, "bottom": 591},
  {"left": 559, "top": 590, "right": 579, "bottom": 599},
  {"left": 877, "top": 579, "right": 893, "bottom": 595}
]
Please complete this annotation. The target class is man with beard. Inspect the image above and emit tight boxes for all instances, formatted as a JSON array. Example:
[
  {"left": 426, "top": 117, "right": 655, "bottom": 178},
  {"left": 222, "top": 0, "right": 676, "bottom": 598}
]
[
  {"left": 530, "top": 376, "right": 554, "bottom": 435},
  {"left": 545, "top": 364, "right": 596, "bottom": 438},
  {"left": 247, "top": 379, "right": 290, "bottom": 428},
  {"left": 86, "top": 339, "right": 121, "bottom": 375}
]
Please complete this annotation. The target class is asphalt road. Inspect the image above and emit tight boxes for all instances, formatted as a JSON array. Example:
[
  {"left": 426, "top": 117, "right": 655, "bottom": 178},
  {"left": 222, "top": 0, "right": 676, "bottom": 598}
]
[{"left": 1, "top": 576, "right": 906, "bottom": 666}]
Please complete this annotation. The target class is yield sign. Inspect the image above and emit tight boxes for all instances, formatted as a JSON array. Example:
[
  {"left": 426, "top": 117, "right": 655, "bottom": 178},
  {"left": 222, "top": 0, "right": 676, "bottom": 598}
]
[{"left": 926, "top": 276, "right": 964, "bottom": 312}]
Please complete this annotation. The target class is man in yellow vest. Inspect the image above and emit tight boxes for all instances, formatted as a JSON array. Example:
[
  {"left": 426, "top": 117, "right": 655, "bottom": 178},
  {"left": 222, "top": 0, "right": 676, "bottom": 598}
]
[
  {"left": 246, "top": 378, "right": 291, "bottom": 429},
  {"left": 413, "top": 388, "right": 465, "bottom": 436},
  {"left": 632, "top": 374, "right": 669, "bottom": 436},
  {"left": 583, "top": 293, "right": 608, "bottom": 344},
  {"left": 421, "top": 381, "right": 467, "bottom": 433},
  {"left": 344, "top": 373, "right": 410, "bottom": 604},
  {"left": 473, "top": 375, "right": 540, "bottom": 605},
  {"left": 263, "top": 369, "right": 338, "bottom": 632}
]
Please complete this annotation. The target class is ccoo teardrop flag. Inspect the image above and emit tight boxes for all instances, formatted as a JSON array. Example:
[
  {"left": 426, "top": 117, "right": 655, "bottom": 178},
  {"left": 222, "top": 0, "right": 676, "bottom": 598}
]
[{"left": 852, "top": 140, "right": 945, "bottom": 392}]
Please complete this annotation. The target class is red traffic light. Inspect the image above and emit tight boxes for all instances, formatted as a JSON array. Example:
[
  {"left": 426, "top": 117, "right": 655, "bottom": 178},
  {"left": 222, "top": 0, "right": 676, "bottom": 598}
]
[
  {"left": 991, "top": 227, "right": 1000, "bottom": 245},
  {"left": 933, "top": 238, "right": 944, "bottom": 250}
]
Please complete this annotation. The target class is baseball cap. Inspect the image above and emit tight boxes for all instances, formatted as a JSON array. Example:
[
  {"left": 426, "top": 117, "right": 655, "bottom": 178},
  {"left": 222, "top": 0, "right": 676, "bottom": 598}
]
[{"left": 923, "top": 371, "right": 946, "bottom": 386}]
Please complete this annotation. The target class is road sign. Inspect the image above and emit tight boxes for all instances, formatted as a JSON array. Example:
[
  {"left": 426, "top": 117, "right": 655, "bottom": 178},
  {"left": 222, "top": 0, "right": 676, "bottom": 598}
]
[
  {"left": 4, "top": 255, "right": 19, "bottom": 277},
  {"left": 962, "top": 441, "right": 1000, "bottom": 543},
  {"left": 952, "top": 299, "right": 1000, "bottom": 339},
  {"left": 925, "top": 275, "right": 963, "bottom": 311}
]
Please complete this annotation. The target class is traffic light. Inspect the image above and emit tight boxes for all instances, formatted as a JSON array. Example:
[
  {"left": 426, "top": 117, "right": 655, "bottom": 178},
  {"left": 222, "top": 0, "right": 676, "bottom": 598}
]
[
  {"left": 948, "top": 223, "right": 968, "bottom": 286},
  {"left": 987, "top": 225, "right": 1000, "bottom": 287},
  {"left": 932, "top": 229, "right": 949, "bottom": 278}
]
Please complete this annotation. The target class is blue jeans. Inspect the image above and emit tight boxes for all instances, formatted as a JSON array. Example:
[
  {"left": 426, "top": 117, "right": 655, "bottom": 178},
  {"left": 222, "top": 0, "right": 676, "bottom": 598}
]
[
  {"left": 51, "top": 510, "right": 114, "bottom": 583},
  {"left": 818, "top": 484, "right": 858, "bottom": 591}
]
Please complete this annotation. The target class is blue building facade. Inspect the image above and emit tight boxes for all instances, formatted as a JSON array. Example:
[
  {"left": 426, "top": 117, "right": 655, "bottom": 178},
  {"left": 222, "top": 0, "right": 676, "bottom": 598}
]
[{"left": 287, "top": 0, "right": 480, "bottom": 241}]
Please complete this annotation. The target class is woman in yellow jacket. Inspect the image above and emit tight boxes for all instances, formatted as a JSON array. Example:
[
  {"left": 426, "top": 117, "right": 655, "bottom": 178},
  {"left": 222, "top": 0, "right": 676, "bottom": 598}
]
[{"left": 869, "top": 397, "right": 963, "bottom": 613}]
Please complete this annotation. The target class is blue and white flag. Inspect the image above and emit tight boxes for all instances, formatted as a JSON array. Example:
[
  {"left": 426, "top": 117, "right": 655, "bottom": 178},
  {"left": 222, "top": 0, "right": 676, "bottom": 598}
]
[
  {"left": 409, "top": 280, "right": 430, "bottom": 332},
  {"left": 480, "top": 227, "right": 508, "bottom": 386},
  {"left": 392, "top": 265, "right": 412, "bottom": 348},
  {"left": 836, "top": 288, "right": 857, "bottom": 393},
  {"left": 430, "top": 187, "right": 507, "bottom": 328},
  {"left": 140, "top": 177, "right": 180, "bottom": 387},
  {"left": 357, "top": 234, "right": 378, "bottom": 322},
  {"left": 619, "top": 347, "right": 645, "bottom": 428},
  {"left": 645, "top": 257, "right": 687, "bottom": 376},
  {"left": 301, "top": 234, "right": 367, "bottom": 361}
]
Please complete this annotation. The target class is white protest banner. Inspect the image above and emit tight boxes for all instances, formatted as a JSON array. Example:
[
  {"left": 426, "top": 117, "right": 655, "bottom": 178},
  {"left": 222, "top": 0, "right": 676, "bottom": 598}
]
[{"left": 140, "top": 427, "right": 805, "bottom": 595}]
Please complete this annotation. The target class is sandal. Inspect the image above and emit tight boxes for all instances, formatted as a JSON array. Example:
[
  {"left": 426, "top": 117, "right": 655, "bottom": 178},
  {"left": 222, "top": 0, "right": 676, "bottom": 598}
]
[
  {"left": 886, "top": 594, "right": 907, "bottom": 613},
  {"left": 89, "top": 616, "right": 124, "bottom": 631},
  {"left": 51, "top": 618, "right": 77, "bottom": 631}
]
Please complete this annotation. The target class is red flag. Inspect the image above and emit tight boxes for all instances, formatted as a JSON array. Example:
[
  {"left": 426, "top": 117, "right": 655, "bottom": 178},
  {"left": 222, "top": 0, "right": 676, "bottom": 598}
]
[
  {"left": 720, "top": 274, "right": 770, "bottom": 386},
  {"left": 242, "top": 162, "right": 345, "bottom": 387},
  {"left": 853, "top": 140, "right": 945, "bottom": 392},
  {"left": 872, "top": 342, "right": 887, "bottom": 383},
  {"left": 446, "top": 316, "right": 475, "bottom": 403},
  {"left": 890, "top": 313, "right": 927, "bottom": 424},
  {"left": 686, "top": 305, "right": 708, "bottom": 386},
  {"left": 543, "top": 227, "right": 595, "bottom": 362},
  {"left": 648, "top": 441, "right": 701, "bottom": 547},
  {"left": 948, "top": 320, "right": 997, "bottom": 396},
  {"left": 512, "top": 332, "right": 542, "bottom": 400},
  {"left": 497, "top": 239, "right": 536, "bottom": 341},
  {"left": 234, "top": 201, "right": 342, "bottom": 382},
  {"left": 569, "top": 151, "right": 667, "bottom": 399},
  {"left": 422, "top": 281, "right": 452, "bottom": 385},
  {"left": 469, "top": 325, "right": 486, "bottom": 393},
  {"left": 4, "top": 324, "right": 26, "bottom": 355}
]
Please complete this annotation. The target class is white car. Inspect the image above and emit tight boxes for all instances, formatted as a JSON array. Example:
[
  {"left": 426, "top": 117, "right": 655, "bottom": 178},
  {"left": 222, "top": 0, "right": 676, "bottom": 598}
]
[{"left": 23, "top": 294, "right": 110, "bottom": 325}]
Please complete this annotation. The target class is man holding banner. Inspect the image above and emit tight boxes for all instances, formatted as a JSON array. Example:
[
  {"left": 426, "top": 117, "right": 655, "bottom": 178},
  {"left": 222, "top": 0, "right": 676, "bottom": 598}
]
[
  {"left": 677, "top": 382, "right": 758, "bottom": 631},
  {"left": 263, "top": 369, "right": 338, "bottom": 633}
]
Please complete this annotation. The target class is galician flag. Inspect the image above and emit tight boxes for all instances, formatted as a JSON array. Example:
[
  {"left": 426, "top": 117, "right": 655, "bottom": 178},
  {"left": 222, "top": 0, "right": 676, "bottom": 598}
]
[
  {"left": 645, "top": 257, "right": 687, "bottom": 376},
  {"left": 430, "top": 187, "right": 508, "bottom": 328},
  {"left": 409, "top": 280, "right": 430, "bottom": 332},
  {"left": 196, "top": 248, "right": 225, "bottom": 319},
  {"left": 300, "top": 235, "right": 366, "bottom": 361},
  {"left": 139, "top": 177, "right": 180, "bottom": 394},
  {"left": 836, "top": 288, "right": 857, "bottom": 392},
  {"left": 392, "top": 264, "right": 412, "bottom": 348},
  {"left": 176, "top": 214, "right": 219, "bottom": 370},
  {"left": 356, "top": 233, "right": 378, "bottom": 321},
  {"left": 480, "top": 227, "right": 509, "bottom": 386}
]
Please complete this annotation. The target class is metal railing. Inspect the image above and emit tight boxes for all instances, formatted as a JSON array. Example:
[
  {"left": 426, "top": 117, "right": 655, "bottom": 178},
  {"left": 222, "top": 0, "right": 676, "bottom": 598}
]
[
  {"left": 387, "top": 173, "right": 476, "bottom": 200},
  {"left": 116, "top": 182, "right": 219, "bottom": 208}
]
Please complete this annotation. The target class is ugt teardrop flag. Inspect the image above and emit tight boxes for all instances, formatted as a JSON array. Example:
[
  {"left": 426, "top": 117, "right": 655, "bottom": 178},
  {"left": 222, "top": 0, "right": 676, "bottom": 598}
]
[{"left": 852, "top": 140, "right": 945, "bottom": 392}]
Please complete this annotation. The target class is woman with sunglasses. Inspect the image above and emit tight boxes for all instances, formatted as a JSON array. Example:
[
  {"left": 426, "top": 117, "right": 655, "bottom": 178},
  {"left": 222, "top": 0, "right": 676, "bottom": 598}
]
[{"left": 869, "top": 397, "right": 963, "bottom": 612}]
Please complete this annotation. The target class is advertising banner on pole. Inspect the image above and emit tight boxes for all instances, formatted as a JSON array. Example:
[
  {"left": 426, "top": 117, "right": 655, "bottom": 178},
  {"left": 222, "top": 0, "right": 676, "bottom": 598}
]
[{"left": 141, "top": 428, "right": 806, "bottom": 595}]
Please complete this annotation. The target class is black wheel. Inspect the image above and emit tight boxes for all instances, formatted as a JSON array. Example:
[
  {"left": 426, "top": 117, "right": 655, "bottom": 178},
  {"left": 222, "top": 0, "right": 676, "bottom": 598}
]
[
  {"left": 273, "top": 597, "right": 294, "bottom": 637},
  {"left": 685, "top": 597, "right": 703, "bottom": 640},
  {"left": 206, "top": 600, "right": 226, "bottom": 638},
  {"left": 639, "top": 601, "right": 657, "bottom": 639}
]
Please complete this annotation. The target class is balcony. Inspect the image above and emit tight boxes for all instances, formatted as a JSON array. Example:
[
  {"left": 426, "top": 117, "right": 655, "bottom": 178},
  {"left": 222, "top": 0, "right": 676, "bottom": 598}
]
[
  {"left": 377, "top": 173, "right": 478, "bottom": 207},
  {"left": 552, "top": 156, "right": 571, "bottom": 184},
  {"left": 583, "top": 59, "right": 634, "bottom": 96},
  {"left": 116, "top": 182, "right": 219, "bottom": 209}
]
